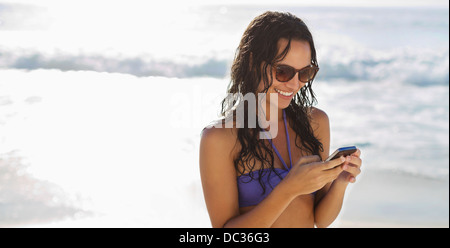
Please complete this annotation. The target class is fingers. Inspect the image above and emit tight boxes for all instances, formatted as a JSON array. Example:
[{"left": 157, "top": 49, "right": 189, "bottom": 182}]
[
  {"left": 345, "top": 155, "right": 362, "bottom": 168},
  {"left": 342, "top": 163, "right": 361, "bottom": 177},
  {"left": 321, "top": 156, "right": 346, "bottom": 170},
  {"left": 342, "top": 155, "right": 362, "bottom": 183},
  {"left": 324, "top": 163, "right": 344, "bottom": 180},
  {"left": 352, "top": 148, "right": 361, "bottom": 158},
  {"left": 295, "top": 155, "right": 321, "bottom": 166}
]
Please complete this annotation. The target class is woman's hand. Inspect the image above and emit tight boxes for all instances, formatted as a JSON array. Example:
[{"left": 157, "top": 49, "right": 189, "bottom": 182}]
[
  {"left": 336, "top": 148, "right": 362, "bottom": 184},
  {"left": 283, "top": 155, "right": 346, "bottom": 196}
]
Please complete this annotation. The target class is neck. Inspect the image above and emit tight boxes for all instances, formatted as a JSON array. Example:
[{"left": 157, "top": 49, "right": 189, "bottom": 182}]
[
  {"left": 256, "top": 103, "right": 283, "bottom": 135},
  {"left": 262, "top": 98, "right": 283, "bottom": 122},
  {"left": 256, "top": 96, "right": 281, "bottom": 138}
]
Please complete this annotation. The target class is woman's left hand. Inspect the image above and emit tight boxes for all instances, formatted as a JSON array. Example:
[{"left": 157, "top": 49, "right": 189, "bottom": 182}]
[{"left": 336, "top": 148, "right": 362, "bottom": 184}]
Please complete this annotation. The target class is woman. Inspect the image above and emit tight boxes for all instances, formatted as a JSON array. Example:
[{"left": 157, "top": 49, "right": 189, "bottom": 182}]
[{"left": 199, "top": 11, "right": 362, "bottom": 228}]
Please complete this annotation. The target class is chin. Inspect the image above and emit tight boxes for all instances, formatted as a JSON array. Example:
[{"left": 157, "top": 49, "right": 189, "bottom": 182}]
[
  {"left": 265, "top": 91, "right": 293, "bottom": 110},
  {"left": 275, "top": 93, "right": 294, "bottom": 109},
  {"left": 278, "top": 100, "right": 291, "bottom": 110}
]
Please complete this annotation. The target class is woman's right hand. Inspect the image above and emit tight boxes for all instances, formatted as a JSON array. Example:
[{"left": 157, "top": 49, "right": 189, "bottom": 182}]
[{"left": 282, "top": 155, "right": 345, "bottom": 196}]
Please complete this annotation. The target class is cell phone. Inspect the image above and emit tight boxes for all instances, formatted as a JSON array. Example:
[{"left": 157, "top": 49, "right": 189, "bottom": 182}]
[{"left": 325, "top": 146, "right": 357, "bottom": 162}]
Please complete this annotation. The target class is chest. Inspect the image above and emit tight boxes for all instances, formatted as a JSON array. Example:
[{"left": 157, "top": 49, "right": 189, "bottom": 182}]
[
  {"left": 269, "top": 125, "right": 308, "bottom": 170},
  {"left": 234, "top": 124, "right": 311, "bottom": 176}
]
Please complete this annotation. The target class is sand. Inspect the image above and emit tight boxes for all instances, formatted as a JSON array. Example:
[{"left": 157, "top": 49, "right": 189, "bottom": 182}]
[{"left": 332, "top": 169, "right": 449, "bottom": 228}]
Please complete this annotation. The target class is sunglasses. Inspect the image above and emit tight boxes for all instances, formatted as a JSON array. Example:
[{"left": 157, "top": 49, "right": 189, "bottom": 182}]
[{"left": 273, "top": 64, "right": 319, "bottom": 83}]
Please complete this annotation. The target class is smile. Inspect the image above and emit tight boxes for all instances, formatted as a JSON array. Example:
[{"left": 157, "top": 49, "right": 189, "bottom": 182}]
[{"left": 274, "top": 88, "right": 294, "bottom": 97}]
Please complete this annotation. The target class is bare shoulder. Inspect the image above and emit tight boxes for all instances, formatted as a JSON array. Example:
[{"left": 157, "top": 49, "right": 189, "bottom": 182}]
[
  {"left": 307, "top": 107, "right": 330, "bottom": 144},
  {"left": 308, "top": 107, "right": 329, "bottom": 126},
  {"left": 201, "top": 126, "right": 232, "bottom": 144},
  {"left": 199, "top": 124, "right": 241, "bottom": 227},
  {"left": 200, "top": 123, "right": 240, "bottom": 160}
]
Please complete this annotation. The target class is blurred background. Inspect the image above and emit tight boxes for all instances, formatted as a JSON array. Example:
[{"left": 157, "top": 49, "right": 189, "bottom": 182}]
[{"left": 0, "top": 0, "right": 448, "bottom": 227}]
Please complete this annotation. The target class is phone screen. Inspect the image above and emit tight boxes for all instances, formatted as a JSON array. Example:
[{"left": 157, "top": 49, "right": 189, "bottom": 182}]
[{"left": 326, "top": 146, "right": 357, "bottom": 161}]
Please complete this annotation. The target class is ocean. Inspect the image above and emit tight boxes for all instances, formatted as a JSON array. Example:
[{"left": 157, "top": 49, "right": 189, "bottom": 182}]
[{"left": 0, "top": 2, "right": 448, "bottom": 227}]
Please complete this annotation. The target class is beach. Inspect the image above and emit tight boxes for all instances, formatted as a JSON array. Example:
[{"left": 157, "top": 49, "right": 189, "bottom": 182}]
[
  {"left": 0, "top": 69, "right": 447, "bottom": 228},
  {"left": 0, "top": 2, "right": 448, "bottom": 227},
  {"left": 335, "top": 169, "right": 449, "bottom": 228}
]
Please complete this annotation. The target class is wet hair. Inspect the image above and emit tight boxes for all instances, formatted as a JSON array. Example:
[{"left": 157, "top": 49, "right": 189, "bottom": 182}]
[{"left": 220, "top": 11, "right": 323, "bottom": 193}]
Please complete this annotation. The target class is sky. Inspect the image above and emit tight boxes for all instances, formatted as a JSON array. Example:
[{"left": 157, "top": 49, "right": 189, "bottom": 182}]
[{"left": 0, "top": 0, "right": 449, "bottom": 7}]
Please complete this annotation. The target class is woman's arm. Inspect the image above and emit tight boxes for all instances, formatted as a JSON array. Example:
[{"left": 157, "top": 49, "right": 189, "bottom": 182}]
[
  {"left": 309, "top": 107, "right": 332, "bottom": 204},
  {"left": 315, "top": 150, "right": 362, "bottom": 227},
  {"left": 310, "top": 107, "right": 362, "bottom": 228},
  {"left": 309, "top": 107, "right": 345, "bottom": 227},
  {"left": 199, "top": 127, "right": 297, "bottom": 228}
]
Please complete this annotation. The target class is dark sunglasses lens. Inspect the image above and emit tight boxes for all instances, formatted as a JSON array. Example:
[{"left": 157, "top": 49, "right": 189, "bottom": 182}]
[
  {"left": 276, "top": 66, "right": 295, "bottom": 82},
  {"left": 299, "top": 67, "right": 317, "bottom": 82}
]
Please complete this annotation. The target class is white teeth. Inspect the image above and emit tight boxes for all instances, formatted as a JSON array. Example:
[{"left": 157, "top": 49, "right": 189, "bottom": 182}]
[{"left": 274, "top": 88, "right": 293, "bottom": 96}]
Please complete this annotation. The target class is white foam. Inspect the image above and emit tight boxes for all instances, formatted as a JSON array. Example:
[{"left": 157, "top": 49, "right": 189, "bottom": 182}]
[
  {"left": 1, "top": 5, "right": 447, "bottom": 83},
  {"left": 0, "top": 3, "right": 448, "bottom": 226}
]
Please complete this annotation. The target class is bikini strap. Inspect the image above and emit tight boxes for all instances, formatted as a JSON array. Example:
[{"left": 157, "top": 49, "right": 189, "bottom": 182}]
[
  {"left": 283, "top": 109, "right": 293, "bottom": 169},
  {"left": 263, "top": 109, "right": 292, "bottom": 170}
]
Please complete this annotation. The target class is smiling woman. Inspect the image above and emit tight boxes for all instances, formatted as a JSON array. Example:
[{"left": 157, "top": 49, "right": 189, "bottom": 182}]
[
  {"left": 0, "top": 0, "right": 447, "bottom": 228},
  {"left": 199, "top": 11, "right": 363, "bottom": 228}
]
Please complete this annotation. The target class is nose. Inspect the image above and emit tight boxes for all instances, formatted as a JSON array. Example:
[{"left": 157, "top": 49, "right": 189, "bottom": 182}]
[{"left": 286, "top": 72, "right": 305, "bottom": 90}]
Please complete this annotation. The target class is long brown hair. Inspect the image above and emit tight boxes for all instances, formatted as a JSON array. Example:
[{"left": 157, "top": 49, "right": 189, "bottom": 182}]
[{"left": 221, "top": 11, "right": 323, "bottom": 192}]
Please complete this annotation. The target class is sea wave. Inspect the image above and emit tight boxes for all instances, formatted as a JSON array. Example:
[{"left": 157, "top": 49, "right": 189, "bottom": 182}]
[
  {"left": 0, "top": 48, "right": 230, "bottom": 78},
  {"left": 0, "top": 45, "right": 448, "bottom": 86},
  {"left": 317, "top": 43, "right": 449, "bottom": 86},
  {"left": 1, "top": 3, "right": 448, "bottom": 85}
]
